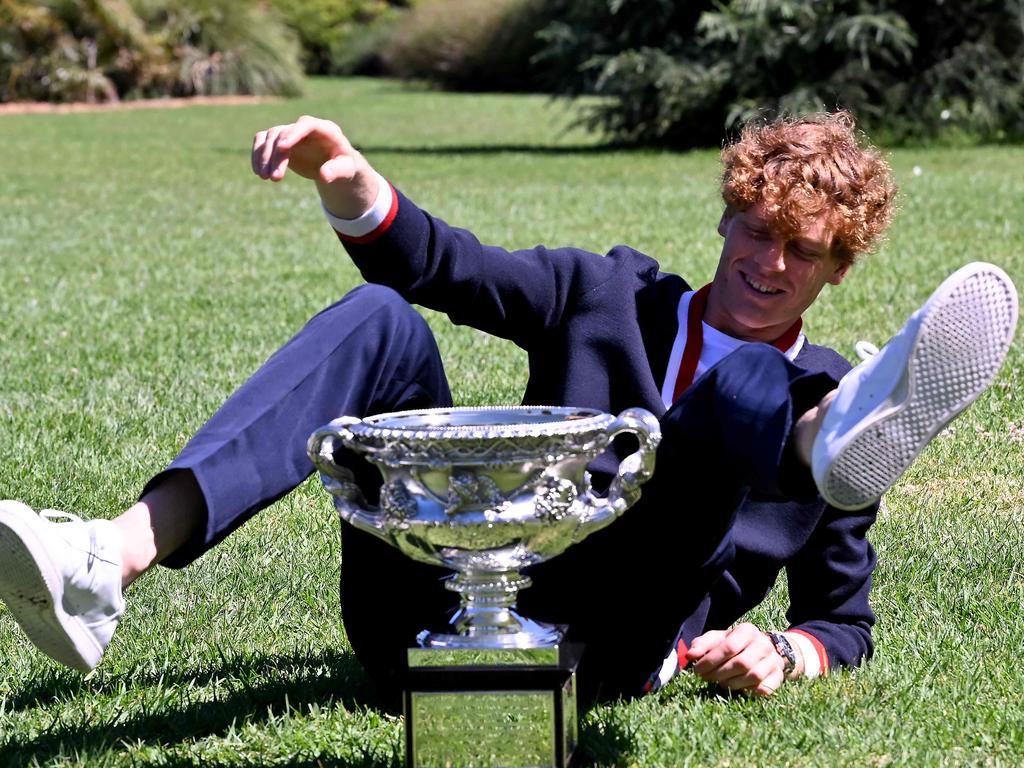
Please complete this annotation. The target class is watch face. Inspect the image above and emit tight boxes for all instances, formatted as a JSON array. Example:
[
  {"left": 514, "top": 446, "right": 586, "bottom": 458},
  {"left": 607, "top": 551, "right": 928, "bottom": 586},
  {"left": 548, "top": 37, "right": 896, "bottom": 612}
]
[{"left": 769, "top": 632, "right": 796, "bottom": 673}]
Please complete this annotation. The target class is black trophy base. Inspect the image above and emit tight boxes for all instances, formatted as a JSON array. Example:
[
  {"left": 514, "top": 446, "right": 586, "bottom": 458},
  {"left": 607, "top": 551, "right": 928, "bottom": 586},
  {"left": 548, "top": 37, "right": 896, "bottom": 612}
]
[{"left": 403, "top": 643, "right": 582, "bottom": 768}]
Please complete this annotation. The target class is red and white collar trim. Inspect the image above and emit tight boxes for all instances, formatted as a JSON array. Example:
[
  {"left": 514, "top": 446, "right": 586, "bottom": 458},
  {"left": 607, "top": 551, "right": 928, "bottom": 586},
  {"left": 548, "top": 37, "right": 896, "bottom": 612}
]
[{"left": 659, "top": 285, "right": 806, "bottom": 408}]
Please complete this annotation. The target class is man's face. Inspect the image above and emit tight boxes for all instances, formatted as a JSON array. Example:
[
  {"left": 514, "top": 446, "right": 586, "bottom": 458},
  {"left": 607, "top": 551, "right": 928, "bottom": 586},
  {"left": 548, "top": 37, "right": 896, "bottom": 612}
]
[{"left": 706, "top": 203, "right": 849, "bottom": 342}]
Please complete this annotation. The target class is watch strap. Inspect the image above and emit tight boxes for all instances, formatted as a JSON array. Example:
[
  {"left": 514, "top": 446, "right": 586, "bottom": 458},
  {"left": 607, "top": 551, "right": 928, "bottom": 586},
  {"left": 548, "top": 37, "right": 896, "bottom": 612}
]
[{"left": 767, "top": 631, "right": 797, "bottom": 676}]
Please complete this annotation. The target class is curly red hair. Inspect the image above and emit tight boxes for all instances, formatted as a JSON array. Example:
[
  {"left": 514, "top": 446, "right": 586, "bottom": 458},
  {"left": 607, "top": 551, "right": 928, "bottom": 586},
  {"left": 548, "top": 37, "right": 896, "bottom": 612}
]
[{"left": 721, "top": 111, "right": 896, "bottom": 265}]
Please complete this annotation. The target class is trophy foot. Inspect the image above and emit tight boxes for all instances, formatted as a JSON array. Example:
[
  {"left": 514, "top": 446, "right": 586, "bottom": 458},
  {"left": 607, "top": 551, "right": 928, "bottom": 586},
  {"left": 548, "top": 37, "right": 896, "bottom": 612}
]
[
  {"left": 418, "top": 613, "right": 565, "bottom": 649},
  {"left": 431, "top": 570, "right": 565, "bottom": 648}
]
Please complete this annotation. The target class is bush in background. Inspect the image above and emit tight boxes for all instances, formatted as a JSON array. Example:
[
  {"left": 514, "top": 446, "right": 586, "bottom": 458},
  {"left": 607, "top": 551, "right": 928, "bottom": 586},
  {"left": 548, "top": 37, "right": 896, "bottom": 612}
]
[
  {"left": 147, "top": 0, "right": 305, "bottom": 97},
  {"left": 536, "top": 0, "right": 1024, "bottom": 146},
  {"left": 0, "top": 0, "right": 304, "bottom": 103},
  {"left": 266, "top": 0, "right": 409, "bottom": 75},
  {"left": 380, "top": 0, "right": 556, "bottom": 92},
  {"left": 1, "top": 0, "right": 163, "bottom": 103}
]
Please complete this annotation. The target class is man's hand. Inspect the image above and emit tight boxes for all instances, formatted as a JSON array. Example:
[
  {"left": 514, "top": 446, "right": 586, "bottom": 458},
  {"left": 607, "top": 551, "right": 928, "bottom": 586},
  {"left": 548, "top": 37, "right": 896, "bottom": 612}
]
[
  {"left": 251, "top": 115, "right": 379, "bottom": 219},
  {"left": 685, "top": 623, "right": 802, "bottom": 696}
]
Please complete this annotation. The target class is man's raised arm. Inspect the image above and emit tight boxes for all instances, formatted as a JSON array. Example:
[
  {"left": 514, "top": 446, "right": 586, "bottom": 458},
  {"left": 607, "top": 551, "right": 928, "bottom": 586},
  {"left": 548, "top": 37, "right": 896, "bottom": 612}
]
[{"left": 249, "top": 115, "right": 656, "bottom": 351}]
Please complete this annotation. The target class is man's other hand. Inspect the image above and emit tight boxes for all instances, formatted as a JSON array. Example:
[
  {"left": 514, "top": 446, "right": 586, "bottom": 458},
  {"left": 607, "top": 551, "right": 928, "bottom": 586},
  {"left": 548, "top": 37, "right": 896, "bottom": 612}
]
[
  {"left": 251, "top": 115, "right": 378, "bottom": 219},
  {"left": 685, "top": 623, "right": 800, "bottom": 696}
]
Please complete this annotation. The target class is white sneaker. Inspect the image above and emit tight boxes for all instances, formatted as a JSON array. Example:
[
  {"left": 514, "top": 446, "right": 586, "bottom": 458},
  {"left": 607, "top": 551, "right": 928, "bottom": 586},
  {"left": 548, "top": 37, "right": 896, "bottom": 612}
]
[
  {"left": 0, "top": 500, "right": 125, "bottom": 672},
  {"left": 812, "top": 262, "right": 1019, "bottom": 511}
]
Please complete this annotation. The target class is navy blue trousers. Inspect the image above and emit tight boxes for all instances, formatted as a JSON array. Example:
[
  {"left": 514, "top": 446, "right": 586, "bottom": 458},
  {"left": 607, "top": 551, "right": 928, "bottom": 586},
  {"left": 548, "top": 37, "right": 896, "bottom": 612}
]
[{"left": 147, "top": 285, "right": 834, "bottom": 703}]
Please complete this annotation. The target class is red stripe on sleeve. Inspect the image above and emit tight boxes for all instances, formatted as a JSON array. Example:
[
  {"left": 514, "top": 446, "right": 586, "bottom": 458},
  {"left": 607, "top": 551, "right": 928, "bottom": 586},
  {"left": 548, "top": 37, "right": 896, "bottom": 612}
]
[
  {"left": 789, "top": 628, "right": 829, "bottom": 673},
  {"left": 676, "top": 637, "right": 690, "bottom": 669},
  {"left": 334, "top": 182, "right": 399, "bottom": 245}
]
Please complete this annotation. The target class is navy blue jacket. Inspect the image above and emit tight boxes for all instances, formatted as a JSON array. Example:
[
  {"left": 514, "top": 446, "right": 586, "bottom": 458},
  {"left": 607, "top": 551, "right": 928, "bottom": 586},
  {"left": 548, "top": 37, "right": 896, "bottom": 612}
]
[{"left": 340, "top": 187, "right": 877, "bottom": 673}]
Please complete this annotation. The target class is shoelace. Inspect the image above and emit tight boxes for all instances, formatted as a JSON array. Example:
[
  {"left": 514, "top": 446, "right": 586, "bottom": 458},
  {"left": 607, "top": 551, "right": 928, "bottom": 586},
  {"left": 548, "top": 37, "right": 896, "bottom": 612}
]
[
  {"left": 40, "top": 509, "right": 103, "bottom": 568},
  {"left": 40, "top": 509, "right": 83, "bottom": 524},
  {"left": 855, "top": 340, "right": 879, "bottom": 361}
]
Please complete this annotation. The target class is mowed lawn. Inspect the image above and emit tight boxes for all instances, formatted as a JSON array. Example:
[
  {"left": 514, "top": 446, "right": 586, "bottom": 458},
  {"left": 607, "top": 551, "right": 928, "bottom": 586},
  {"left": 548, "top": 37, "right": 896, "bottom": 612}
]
[{"left": 0, "top": 77, "right": 1022, "bottom": 767}]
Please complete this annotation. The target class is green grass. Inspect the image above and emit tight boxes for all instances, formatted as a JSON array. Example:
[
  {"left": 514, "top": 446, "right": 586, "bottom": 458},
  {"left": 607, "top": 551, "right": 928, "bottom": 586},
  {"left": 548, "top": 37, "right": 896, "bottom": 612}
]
[{"left": 1, "top": 77, "right": 1023, "bottom": 766}]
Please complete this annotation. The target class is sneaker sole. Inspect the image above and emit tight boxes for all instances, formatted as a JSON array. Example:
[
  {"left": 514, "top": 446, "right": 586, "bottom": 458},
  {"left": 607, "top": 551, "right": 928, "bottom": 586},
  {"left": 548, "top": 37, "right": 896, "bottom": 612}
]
[
  {"left": 0, "top": 506, "right": 102, "bottom": 672},
  {"left": 821, "top": 263, "right": 1019, "bottom": 510}
]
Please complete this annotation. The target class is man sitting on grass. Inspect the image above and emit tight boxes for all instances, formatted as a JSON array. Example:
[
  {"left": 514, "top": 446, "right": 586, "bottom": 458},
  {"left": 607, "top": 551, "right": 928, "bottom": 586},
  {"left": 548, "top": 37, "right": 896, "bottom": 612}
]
[{"left": 0, "top": 111, "right": 1017, "bottom": 703}]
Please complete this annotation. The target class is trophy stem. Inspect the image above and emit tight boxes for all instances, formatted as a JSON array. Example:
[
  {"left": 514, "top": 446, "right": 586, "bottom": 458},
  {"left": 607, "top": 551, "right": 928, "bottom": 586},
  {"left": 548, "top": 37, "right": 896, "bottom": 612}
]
[{"left": 417, "top": 570, "right": 564, "bottom": 649}]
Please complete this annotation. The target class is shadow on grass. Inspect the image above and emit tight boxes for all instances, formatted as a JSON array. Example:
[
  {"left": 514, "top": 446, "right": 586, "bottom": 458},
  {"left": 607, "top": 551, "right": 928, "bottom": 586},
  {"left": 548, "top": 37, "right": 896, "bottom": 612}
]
[
  {"left": 3, "top": 647, "right": 377, "bottom": 712},
  {"left": 2, "top": 648, "right": 640, "bottom": 767},
  {"left": 0, "top": 648, "right": 397, "bottom": 767},
  {"left": 216, "top": 142, "right": 639, "bottom": 159},
  {"left": 123, "top": 760, "right": 390, "bottom": 768},
  {"left": 356, "top": 143, "right": 637, "bottom": 156},
  {"left": 576, "top": 714, "right": 635, "bottom": 767}
]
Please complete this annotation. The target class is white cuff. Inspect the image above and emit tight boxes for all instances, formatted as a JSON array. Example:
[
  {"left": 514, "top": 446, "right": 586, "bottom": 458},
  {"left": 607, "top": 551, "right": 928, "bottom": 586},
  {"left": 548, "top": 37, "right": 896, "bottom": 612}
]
[
  {"left": 784, "top": 631, "right": 822, "bottom": 679},
  {"left": 322, "top": 171, "right": 393, "bottom": 237}
]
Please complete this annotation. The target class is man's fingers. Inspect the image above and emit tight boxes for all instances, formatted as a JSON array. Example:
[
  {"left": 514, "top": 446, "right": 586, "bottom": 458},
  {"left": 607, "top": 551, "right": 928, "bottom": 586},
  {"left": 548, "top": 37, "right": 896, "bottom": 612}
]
[
  {"left": 690, "top": 624, "right": 760, "bottom": 674},
  {"left": 750, "top": 665, "right": 786, "bottom": 697},
  {"left": 270, "top": 157, "right": 290, "bottom": 182},
  {"left": 686, "top": 630, "right": 727, "bottom": 662},
  {"left": 264, "top": 125, "right": 292, "bottom": 181},
  {"left": 726, "top": 623, "right": 762, "bottom": 648},
  {"left": 705, "top": 644, "right": 765, "bottom": 685},
  {"left": 686, "top": 625, "right": 790, "bottom": 696},
  {"left": 252, "top": 116, "right": 354, "bottom": 182},
  {"left": 260, "top": 126, "right": 281, "bottom": 175},
  {"left": 717, "top": 651, "right": 780, "bottom": 690},
  {"left": 252, "top": 131, "right": 268, "bottom": 176},
  {"left": 276, "top": 117, "right": 318, "bottom": 152},
  {"left": 714, "top": 623, "right": 760, "bottom": 661}
]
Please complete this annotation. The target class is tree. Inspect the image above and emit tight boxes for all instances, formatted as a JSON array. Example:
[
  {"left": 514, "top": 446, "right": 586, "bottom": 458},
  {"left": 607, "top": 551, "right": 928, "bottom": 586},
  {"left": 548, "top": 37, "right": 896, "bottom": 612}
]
[{"left": 536, "top": 0, "right": 1024, "bottom": 146}]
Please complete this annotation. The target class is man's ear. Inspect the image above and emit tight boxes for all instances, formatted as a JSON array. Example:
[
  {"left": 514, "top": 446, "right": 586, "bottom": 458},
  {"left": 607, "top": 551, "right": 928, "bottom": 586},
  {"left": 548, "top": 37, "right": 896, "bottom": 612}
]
[
  {"left": 717, "top": 209, "right": 733, "bottom": 237},
  {"left": 828, "top": 262, "right": 851, "bottom": 286}
]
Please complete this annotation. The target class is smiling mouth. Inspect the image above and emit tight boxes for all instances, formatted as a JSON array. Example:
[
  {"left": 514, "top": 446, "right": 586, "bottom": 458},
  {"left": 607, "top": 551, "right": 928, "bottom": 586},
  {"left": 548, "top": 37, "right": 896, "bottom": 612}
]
[{"left": 742, "top": 272, "right": 783, "bottom": 295}]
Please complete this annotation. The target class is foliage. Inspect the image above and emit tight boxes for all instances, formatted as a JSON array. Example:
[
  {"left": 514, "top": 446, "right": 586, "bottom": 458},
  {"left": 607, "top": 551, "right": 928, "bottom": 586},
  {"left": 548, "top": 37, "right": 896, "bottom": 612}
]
[
  {"left": 1, "top": 0, "right": 160, "bottom": 102},
  {"left": 266, "top": 0, "right": 409, "bottom": 75},
  {"left": 536, "top": 0, "right": 1024, "bottom": 146},
  {"left": 0, "top": 0, "right": 304, "bottom": 103},
  {"left": 143, "top": 0, "right": 305, "bottom": 97},
  {"left": 381, "top": 0, "right": 557, "bottom": 92}
]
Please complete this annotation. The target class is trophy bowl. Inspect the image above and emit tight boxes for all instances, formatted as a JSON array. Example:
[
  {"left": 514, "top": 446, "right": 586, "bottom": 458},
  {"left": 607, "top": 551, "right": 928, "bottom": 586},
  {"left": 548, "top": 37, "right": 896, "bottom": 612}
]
[{"left": 308, "top": 405, "right": 661, "bottom": 649}]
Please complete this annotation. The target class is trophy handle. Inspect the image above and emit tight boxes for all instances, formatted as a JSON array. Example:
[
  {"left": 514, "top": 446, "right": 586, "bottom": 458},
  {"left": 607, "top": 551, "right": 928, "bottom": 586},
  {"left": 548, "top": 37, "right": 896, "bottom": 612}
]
[
  {"left": 307, "top": 416, "right": 389, "bottom": 541},
  {"left": 575, "top": 407, "right": 661, "bottom": 541}
]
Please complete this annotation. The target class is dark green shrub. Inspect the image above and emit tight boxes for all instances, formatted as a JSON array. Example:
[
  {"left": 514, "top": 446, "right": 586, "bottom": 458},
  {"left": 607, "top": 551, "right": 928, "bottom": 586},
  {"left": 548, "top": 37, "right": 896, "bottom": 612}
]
[
  {"left": 381, "top": 0, "right": 556, "bottom": 92},
  {"left": 536, "top": 0, "right": 1024, "bottom": 146}
]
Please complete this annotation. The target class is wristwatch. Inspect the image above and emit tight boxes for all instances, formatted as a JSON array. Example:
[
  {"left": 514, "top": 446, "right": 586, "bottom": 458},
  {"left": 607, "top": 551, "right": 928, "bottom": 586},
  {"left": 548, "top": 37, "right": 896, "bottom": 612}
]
[{"left": 767, "top": 631, "right": 797, "bottom": 676}]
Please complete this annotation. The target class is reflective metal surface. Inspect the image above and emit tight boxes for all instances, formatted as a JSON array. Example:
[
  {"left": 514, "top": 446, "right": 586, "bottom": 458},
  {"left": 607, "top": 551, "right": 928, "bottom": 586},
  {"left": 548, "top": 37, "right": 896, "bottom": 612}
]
[
  {"left": 404, "top": 644, "right": 581, "bottom": 768},
  {"left": 408, "top": 646, "right": 561, "bottom": 668},
  {"left": 308, "top": 405, "right": 661, "bottom": 649},
  {"left": 409, "top": 690, "right": 556, "bottom": 768}
]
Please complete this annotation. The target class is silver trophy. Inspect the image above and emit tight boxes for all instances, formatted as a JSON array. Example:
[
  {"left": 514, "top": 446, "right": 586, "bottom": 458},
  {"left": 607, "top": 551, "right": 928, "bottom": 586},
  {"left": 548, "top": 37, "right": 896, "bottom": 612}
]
[{"left": 308, "top": 405, "right": 661, "bottom": 768}]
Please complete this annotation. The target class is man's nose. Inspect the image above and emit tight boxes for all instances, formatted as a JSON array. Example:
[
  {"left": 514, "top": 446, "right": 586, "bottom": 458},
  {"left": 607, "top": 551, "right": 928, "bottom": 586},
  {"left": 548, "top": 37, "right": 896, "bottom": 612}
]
[{"left": 755, "top": 240, "right": 787, "bottom": 271}]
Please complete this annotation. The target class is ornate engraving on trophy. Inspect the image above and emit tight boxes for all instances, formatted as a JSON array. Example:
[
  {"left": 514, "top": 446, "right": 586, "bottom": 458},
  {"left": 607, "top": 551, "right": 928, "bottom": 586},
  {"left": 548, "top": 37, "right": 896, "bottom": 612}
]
[
  {"left": 445, "top": 472, "right": 508, "bottom": 515},
  {"left": 380, "top": 480, "right": 418, "bottom": 522}
]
